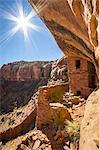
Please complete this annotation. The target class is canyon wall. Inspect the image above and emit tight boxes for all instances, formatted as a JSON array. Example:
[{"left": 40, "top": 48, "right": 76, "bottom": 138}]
[
  {"left": 28, "top": 1, "right": 99, "bottom": 149},
  {"left": 0, "top": 61, "right": 52, "bottom": 114},
  {"left": 0, "top": 61, "right": 52, "bottom": 81},
  {"left": 0, "top": 57, "right": 68, "bottom": 114},
  {"left": 80, "top": 89, "right": 99, "bottom": 150},
  {"left": 29, "top": 0, "right": 99, "bottom": 79},
  {"left": 0, "top": 58, "right": 69, "bottom": 145}
]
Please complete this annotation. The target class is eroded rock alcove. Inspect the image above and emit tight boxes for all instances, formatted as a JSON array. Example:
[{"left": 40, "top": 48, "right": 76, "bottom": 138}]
[
  {"left": 28, "top": 1, "right": 99, "bottom": 150},
  {"left": 0, "top": 1, "right": 99, "bottom": 150},
  {"left": 29, "top": 0, "right": 99, "bottom": 83}
]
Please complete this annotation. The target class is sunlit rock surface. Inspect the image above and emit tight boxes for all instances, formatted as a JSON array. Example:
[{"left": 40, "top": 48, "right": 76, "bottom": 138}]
[
  {"left": 29, "top": 0, "right": 99, "bottom": 79},
  {"left": 2, "top": 130, "right": 52, "bottom": 150},
  {"left": 0, "top": 61, "right": 51, "bottom": 81},
  {"left": 36, "top": 84, "right": 71, "bottom": 129},
  {"left": 80, "top": 89, "right": 99, "bottom": 150}
]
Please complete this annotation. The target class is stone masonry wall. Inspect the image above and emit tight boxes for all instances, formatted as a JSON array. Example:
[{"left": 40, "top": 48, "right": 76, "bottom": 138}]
[
  {"left": 68, "top": 56, "right": 93, "bottom": 98},
  {"left": 36, "top": 84, "right": 71, "bottom": 129}
]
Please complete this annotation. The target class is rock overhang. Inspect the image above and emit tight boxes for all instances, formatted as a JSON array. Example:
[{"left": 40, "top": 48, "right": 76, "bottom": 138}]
[{"left": 29, "top": 0, "right": 99, "bottom": 79}]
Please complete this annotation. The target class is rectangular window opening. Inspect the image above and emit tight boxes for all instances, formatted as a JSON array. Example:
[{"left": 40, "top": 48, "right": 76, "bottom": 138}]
[{"left": 76, "top": 60, "right": 81, "bottom": 69}]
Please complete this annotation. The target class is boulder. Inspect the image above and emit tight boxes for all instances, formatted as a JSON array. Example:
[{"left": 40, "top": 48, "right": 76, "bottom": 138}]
[
  {"left": 80, "top": 89, "right": 99, "bottom": 150},
  {"left": 2, "top": 130, "right": 52, "bottom": 150},
  {"left": 32, "top": 139, "right": 41, "bottom": 149},
  {"left": 50, "top": 103, "right": 72, "bottom": 125}
]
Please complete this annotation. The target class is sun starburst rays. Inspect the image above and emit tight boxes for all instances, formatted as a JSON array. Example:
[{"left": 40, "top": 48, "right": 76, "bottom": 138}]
[
  {"left": 0, "top": 1, "right": 45, "bottom": 47},
  {"left": 0, "top": 25, "right": 20, "bottom": 47}
]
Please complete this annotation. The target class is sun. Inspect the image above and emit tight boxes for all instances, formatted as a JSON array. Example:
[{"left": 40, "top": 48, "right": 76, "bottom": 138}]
[
  {"left": 12, "top": 3, "right": 40, "bottom": 40},
  {"left": 0, "top": 1, "right": 40, "bottom": 45},
  {"left": 0, "top": 0, "right": 48, "bottom": 46},
  {"left": 16, "top": 13, "right": 33, "bottom": 39},
  {"left": 17, "top": 15, "right": 29, "bottom": 32}
]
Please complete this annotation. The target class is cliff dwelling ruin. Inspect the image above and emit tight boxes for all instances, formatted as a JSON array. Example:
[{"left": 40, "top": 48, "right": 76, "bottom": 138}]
[
  {"left": 0, "top": 0, "right": 99, "bottom": 150},
  {"left": 29, "top": 0, "right": 99, "bottom": 98},
  {"left": 68, "top": 56, "right": 97, "bottom": 98}
]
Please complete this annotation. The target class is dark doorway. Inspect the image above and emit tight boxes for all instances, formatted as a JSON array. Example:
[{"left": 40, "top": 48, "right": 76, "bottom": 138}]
[
  {"left": 76, "top": 91, "right": 81, "bottom": 96},
  {"left": 88, "top": 62, "right": 96, "bottom": 89}
]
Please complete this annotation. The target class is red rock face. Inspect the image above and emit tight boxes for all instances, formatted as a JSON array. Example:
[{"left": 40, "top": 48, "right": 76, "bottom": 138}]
[
  {"left": 0, "top": 58, "right": 68, "bottom": 82},
  {"left": 0, "top": 58, "right": 68, "bottom": 114},
  {"left": 0, "top": 61, "right": 52, "bottom": 114},
  {"left": 0, "top": 62, "right": 52, "bottom": 81},
  {"left": 1, "top": 64, "right": 11, "bottom": 80}
]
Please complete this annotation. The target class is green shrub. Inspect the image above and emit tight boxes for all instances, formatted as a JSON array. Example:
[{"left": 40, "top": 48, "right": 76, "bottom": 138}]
[
  {"left": 28, "top": 139, "right": 33, "bottom": 149},
  {"left": 64, "top": 120, "right": 80, "bottom": 143}
]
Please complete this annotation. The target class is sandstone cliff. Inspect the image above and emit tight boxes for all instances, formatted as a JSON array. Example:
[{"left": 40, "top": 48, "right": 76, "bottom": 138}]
[
  {"left": 0, "top": 61, "right": 51, "bottom": 81},
  {"left": 80, "top": 89, "right": 99, "bottom": 150},
  {"left": 0, "top": 61, "right": 52, "bottom": 114},
  {"left": 0, "top": 57, "right": 68, "bottom": 114},
  {"left": 28, "top": 1, "right": 99, "bottom": 149},
  {"left": 29, "top": 0, "right": 99, "bottom": 79}
]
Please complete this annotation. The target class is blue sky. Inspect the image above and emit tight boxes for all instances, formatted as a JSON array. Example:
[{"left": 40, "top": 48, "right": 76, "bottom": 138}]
[{"left": 0, "top": 0, "right": 63, "bottom": 67}]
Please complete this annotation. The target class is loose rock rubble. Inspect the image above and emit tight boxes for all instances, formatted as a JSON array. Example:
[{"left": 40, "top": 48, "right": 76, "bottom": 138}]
[{"left": 2, "top": 130, "right": 52, "bottom": 150}]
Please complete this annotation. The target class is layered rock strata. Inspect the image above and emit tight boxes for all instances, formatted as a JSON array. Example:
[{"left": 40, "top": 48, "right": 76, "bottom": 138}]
[
  {"left": 29, "top": 0, "right": 99, "bottom": 80},
  {"left": 0, "top": 99, "right": 36, "bottom": 143},
  {"left": 0, "top": 61, "right": 52, "bottom": 81},
  {"left": 0, "top": 57, "right": 68, "bottom": 114}
]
